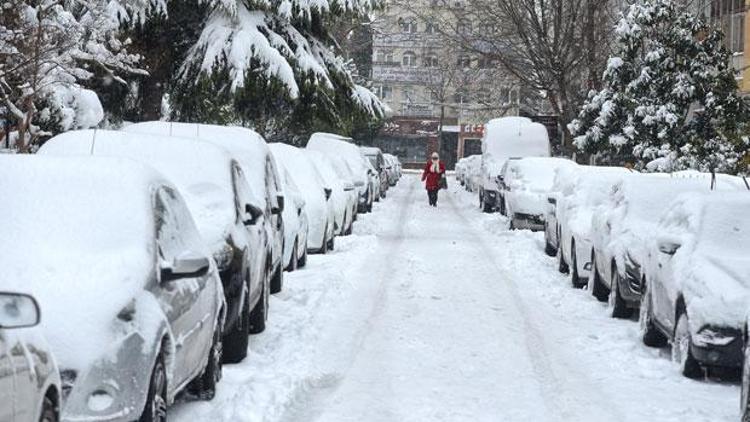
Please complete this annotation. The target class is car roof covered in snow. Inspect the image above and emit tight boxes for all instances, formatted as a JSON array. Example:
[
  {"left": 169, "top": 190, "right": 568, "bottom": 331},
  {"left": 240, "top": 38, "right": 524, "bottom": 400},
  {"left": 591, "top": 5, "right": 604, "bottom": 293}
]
[
  {"left": 507, "top": 157, "right": 577, "bottom": 191},
  {"left": 360, "top": 146, "right": 382, "bottom": 156},
  {"left": 38, "top": 129, "right": 236, "bottom": 251},
  {"left": 269, "top": 143, "right": 326, "bottom": 198},
  {"left": 123, "top": 121, "right": 274, "bottom": 206},
  {"left": 0, "top": 154, "right": 165, "bottom": 372},
  {"left": 306, "top": 132, "right": 368, "bottom": 180},
  {"left": 482, "top": 117, "right": 550, "bottom": 161}
]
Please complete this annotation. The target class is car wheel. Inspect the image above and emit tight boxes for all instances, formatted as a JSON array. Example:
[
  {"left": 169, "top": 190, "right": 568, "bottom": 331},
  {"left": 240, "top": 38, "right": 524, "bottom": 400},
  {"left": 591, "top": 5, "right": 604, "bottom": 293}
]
[
  {"left": 298, "top": 245, "right": 308, "bottom": 268},
  {"left": 570, "top": 244, "right": 586, "bottom": 289},
  {"left": 248, "top": 272, "right": 269, "bottom": 334},
  {"left": 544, "top": 224, "right": 557, "bottom": 257},
  {"left": 639, "top": 283, "right": 668, "bottom": 347},
  {"left": 39, "top": 396, "right": 57, "bottom": 422},
  {"left": 480, "top": 192, "right": 492, "bottom": 213},
  {"left": 188, "top": 324, "right": 223, "bottom": 400},
  {"left": 673, "top": 311, "right": 703, "bottom": 379},
  {"left": 270, "top": 264, "right": 283, "bottom": 294},
  {"left": 139, "top": 353, "right": 167, "bottom": 422},
  {"left": 609, "top": 266, "right": 633, "bottom": 318},
  {"left": 590, "top": 259, "right": 609, "bottom": 302},
  {"left": 509, "top": 216, "right": 516, "bottom": 230},
  {"left": 286, "top": 240, "right": 298, "bottom": 272},
  {"left": 557, "top": 240, "right": 569, "bottom": 274},
  {"left": 327, "top": 235, "right": 335, "bottom": 251},
  {"left": 223, "top": 284, "right": 250, "bottom": 363},
  {"left": 740, "top": 331, "right": 750, "bottom": 421}
]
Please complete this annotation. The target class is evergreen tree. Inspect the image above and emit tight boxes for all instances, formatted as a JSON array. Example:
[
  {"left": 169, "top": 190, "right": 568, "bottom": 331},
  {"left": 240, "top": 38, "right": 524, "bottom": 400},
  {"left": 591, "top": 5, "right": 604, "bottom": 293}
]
[{"left": 570, "top": 0, "right": 749, "bottom": 173}]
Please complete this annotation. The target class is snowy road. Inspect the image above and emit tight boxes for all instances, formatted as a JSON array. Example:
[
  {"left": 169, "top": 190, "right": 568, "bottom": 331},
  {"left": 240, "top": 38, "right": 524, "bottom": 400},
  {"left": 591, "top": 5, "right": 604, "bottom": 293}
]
[{"left": 172, "top": 173, "right": 740, "bottom": 422}]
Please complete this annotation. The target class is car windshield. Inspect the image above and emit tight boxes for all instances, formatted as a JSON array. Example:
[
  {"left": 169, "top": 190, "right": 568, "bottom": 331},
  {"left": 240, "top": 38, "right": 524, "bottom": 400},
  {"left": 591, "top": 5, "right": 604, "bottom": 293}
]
[
  {"left": 366, "top": 155, "right": 378, "bottom": 168},
  {"left": 698, "top": 206, "right": 750, "bottom": 257}
]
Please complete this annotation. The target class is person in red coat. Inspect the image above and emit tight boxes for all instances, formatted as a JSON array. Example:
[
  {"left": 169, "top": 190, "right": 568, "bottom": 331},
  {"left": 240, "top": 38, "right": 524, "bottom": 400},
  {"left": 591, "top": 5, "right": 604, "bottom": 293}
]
[{"left": 421, "top": 152, "right": 446, "bottom": 207}]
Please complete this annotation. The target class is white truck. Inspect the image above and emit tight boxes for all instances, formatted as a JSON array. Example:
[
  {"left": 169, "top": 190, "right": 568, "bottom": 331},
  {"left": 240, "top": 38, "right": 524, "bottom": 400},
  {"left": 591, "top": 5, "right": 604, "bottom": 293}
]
[{"left": 479, "top": 116, "right": 550, "bottom": 213}]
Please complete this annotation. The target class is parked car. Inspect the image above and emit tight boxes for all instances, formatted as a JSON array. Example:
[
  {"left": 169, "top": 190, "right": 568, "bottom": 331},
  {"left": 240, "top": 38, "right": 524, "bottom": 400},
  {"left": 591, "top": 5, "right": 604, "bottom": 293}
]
[
  {"left": 498, "top": 157, "right": 577, "bottom": 230},
  {"left": 383, "top": 153, "right": 400, "bottom": 186},
  {"left": 270, "top": 143, "right": 336, "bottom": 253},
  {"left": 548, "top": 165, "right": 631, "bottom": 287},
  {"left": 479, "top": 117, "right": 550, "bottom": 213},
  {"left": 307, "top": 133, "right": 373, "bottom": 213},
  {"left": 589, "top": 174, "right": 743, "bottom": 318},
  {"left": 361, "top": 146, "right": 389, "bottom": 199},
  {"left": 39, "top": 129, "right": 267, "bottom": 363},
  {"left": 274, "top": 165, "right": 309, "bottom": 271},
  {"left": 123, "top": 122, "right": 286, "bottom": 295},
  {"left": 0, "top": 155, "right": 225, "bottom": 421},
  {"left": 0, "top": 291, "right": 61, "bottom": 422},
  {"left": 463, "top": 155, "right": 482, "bottom": 192},
  {"left": 362, "top": 156, "right": 382, "bottom": 203},
  {"left": 307, "top": 149, "right": 358, "bottom": 236},
  {"left": 641, "top": 193, "right": 750, "bottom": 378}
]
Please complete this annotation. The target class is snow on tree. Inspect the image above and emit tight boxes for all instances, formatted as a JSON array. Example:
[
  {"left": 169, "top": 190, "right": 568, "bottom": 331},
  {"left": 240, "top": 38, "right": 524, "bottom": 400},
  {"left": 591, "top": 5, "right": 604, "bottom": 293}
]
[
  {"left": 0, "top": 0, "right": 147, "bottom": 151},
  {"left": 570, "top": 0, "right": 749, "bottom": 174}
]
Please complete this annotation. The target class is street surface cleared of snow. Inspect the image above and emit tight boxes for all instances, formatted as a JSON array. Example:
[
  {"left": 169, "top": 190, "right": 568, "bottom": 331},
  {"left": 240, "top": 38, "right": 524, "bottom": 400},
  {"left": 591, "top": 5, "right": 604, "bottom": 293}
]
[{"left": 172, "top": 173, "right": 739, "bottom": 422}]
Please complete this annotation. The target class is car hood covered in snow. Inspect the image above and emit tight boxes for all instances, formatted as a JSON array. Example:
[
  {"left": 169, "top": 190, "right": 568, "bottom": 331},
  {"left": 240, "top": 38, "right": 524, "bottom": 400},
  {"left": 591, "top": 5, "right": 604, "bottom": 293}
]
[{"left": 0, "top": 155, "right": 158, "bottom": 373}]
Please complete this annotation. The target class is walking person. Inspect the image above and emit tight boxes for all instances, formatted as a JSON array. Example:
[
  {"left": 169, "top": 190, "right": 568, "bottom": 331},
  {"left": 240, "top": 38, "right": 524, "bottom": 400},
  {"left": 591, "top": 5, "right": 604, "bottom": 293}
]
[{"left": 421, "top": 152, "right": 446, "bottom": 207}]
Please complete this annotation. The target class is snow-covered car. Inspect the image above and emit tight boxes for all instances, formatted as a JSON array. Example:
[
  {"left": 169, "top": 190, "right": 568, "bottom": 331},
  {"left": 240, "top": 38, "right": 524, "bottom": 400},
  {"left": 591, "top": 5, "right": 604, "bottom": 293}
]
[
  {"left": 0, "top": 155, "right": 225, "bottom": 421},
  {"left": 479, "top": 117, "right": 550, "bottom": 213},
  {"left": 307, "top": 132, "right": 373, "bottom": 213},
  {"left": 462, "top": 155, "right": 482, "bottom": 192},
  {"left": 270, "top": 143, "right": 336, "bottom": 253},
  {"left": 307, "top": 149, "right": 358, "bottom": 236},
  {"left": 549, "top": 165, "right": 632, "bottom": 287},
  {"left": 123, "top": 122, "right": 286, "bottom": 295},
  {"left": 640, "top": 193, "right": 750, "bottom": 378},
  {"left": 361, "top": 146, "right": 389, "bottom": 199},
  {"left": 39, "top": 130, "right": 268, "bottom": 364},
  {"left": 362, "top": 155, "right": 382, "bottom": 202},
  {"left": 498, "top": 157, "right": 577, "bottom": 230},
  {"left": 0, "top": 291, "right": 61, "bottom": 422},
  {"left": 274, "top": 165, "right": 309, "bottom": 271},
  {"left": 383, "top": 153, "right": 400, "bottom": 186},
  {"left": 588, "top": 174, "right": 744, "bottom": 318}
]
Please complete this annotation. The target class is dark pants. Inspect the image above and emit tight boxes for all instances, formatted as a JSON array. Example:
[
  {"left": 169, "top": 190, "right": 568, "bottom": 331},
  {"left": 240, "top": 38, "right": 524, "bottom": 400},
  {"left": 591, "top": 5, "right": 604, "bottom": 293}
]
[{"left": 427, "top": 189, "right": 439, "bottom": 206}]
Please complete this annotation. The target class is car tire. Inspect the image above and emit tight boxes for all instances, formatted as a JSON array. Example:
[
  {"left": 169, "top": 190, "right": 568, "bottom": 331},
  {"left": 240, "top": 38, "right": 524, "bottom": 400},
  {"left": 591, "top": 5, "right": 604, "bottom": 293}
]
[
  {"left": 188, "top": 324, "right": 223, "bottom": 400},
  {"left": 639, "top": 283, "right": 668, "bottom": 347},
  {"left": 740, "top": 331, "right": 750, "bottom": 421},
  {"left": 327, "top": 235, "right": 335, "bottom": 252},
  {"left": 673, "top": 311, "right": 703, "bottom": 379},
  {"left": 139, "top": 352, "right": 167, "bottom": 422},
  {"left": 544, "top": 224, "right": 557, "bottom": 257},
  {"left": 609, "top": 265, "right": 633, "bottom": 318},
  {"left": 590, "top": 259, "right": 609, "bottom": 302},
  {"left": 248, "top": 273, "right": 268, "bottom": 334},
  {"left": 39, "top": 396, "right": 58, "bottom": 422},
  {"left": 223, "top": 285, "right": 250, "bottom": 363},
  {"left": 570, "top": 244, "right": 586, "bottom": 289},
  {"left": 480, "top": 192, "right": 492, "bottom": 213},
  {"left": 298, "top": 245, "right": 308, "bottom": 268},
  {"left": 270, "top": 264, "right": 283, "bottom": 294},
  {"left": 557, "top": 241, "right": 569, "bottom": 274},
  {"left": 286, "top": 240, "right": 298, "bottom": 272}
]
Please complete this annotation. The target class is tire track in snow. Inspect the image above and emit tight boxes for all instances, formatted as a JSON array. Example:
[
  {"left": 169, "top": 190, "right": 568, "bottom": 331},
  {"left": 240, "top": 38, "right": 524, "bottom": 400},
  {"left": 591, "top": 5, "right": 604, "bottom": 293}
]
[{"left": 445, "top": 191, "right": 625, "bottom": 422}]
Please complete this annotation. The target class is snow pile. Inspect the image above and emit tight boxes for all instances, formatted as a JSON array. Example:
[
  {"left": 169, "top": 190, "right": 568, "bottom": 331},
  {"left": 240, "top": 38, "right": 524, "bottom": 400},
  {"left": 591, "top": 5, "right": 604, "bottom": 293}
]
[
  {"left": 0, "top": 155, "right": 158, "bottom": 373},
  {"left": 38, "top": 129, "right": 237, "bottom": 252}
]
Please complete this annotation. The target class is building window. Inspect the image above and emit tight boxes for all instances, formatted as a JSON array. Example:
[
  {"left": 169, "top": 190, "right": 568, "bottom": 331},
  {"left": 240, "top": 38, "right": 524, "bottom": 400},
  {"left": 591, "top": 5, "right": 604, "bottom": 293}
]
[
  {"left": 457, "top": 55, "right": 471, "bottom": 68},
  {"left": 374, "top": 85, "right": 393, "bottom": 100},
  {"left": 399, "top": 18, "right": 418, "bottom": 33},
  {"left": 402, "top": 51, "right": 417, "bottom": 67},
  {"left": 709, "top": 0, "right": 745, "bottom": 54},
  {"left": 456, "top": 19, "right": 472, "bottom": 35},
  {"left": 478, "top": 57, "right": 495, "bottom": 69},
  {"left": 424, "top": 55, "right": 438, "bottom": 67},
  {"left": 376, "top": 50, "right": 394, "bottom": 64},
  {"left": 425, "top": 21, "right": 438, "bottom": 34}
]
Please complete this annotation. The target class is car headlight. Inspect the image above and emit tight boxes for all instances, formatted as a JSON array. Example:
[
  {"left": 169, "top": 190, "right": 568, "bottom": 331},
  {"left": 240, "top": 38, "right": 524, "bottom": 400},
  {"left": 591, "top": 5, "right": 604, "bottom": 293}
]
[{"left": 693, "top": 326, "right": 738, "bottom": 347}]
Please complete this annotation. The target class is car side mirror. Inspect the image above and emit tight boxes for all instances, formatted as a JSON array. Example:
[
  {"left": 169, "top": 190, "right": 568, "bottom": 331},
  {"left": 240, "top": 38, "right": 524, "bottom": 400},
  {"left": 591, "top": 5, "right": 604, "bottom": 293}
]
[
  {"left": 658, "top": 240, "right": 681, "bottom": 256},
  {"left": 368, "top": 169, "right": 375, "bottom": 176},
  {"left": 547, "top": 197, "right": 557, "bottom": 205},
  {"left": 324, "top": 188, "right": 332, "bottom": 201},
  {"left": 272, "top": 195, "right": 285, "bottom": 214},
  {"left": 344, "top": 182, "right": 355, "bottom": 192},
  {"left": 244, "top": 203, "right": 264, "bottom": 226},
  {"left": 161, "top": 251, "right": 210, "bottom": 282},
  {"left": 0, "top": 293, "right": 40, "bottom": 329}
]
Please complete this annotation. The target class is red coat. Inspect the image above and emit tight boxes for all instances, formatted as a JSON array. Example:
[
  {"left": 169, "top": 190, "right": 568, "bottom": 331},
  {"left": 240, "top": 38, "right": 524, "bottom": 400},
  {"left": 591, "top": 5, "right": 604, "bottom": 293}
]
[{"left": 422, "top": 161, "right": 446, "bottom": 190}]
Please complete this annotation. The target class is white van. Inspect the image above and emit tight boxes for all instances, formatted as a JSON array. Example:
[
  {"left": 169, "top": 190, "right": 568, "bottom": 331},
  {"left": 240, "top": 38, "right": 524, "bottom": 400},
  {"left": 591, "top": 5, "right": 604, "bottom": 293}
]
[{"left": 479, "top": 117, "right": 550, "bottom": 212}]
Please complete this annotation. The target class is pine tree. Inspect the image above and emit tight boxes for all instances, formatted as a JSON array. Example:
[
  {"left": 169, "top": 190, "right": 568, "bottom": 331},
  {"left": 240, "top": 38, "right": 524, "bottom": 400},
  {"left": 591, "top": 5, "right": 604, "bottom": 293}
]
[{"left": 570, "top": 0, "right": 749, "bottom": 173}]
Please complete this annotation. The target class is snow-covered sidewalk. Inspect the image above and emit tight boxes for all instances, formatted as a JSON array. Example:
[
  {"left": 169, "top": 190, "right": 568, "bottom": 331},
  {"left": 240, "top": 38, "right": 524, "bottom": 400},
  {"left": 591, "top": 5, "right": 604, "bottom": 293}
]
[{"left": 172, "top": 174, "right": 739, "bottom": 422}]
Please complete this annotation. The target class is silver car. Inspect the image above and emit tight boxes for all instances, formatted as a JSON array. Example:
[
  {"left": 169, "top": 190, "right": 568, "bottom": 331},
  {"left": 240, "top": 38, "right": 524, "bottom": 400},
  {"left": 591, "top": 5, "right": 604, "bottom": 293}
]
[
  {"left": 0, "top": 155, "right": 226, "bottom": 422},
  {"left": 0, "top": 292, "right": 61, "bottom": 422}
]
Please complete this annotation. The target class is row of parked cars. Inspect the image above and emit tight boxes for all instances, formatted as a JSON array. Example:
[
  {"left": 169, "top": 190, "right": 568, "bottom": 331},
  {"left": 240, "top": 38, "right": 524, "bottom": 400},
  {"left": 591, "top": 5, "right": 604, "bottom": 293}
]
[
  {"left": 0, "top": 123, "right": 401, "bottom": 422},
  {"left": 465, "top": 149, "right": 750, "bottom": 418}
]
